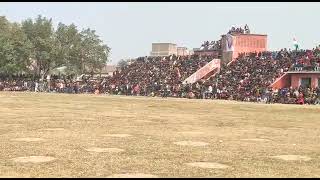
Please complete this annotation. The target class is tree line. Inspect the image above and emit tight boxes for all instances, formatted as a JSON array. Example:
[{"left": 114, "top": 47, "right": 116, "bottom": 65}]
[{"left": 0, "top": 15, "right": 110, "bottom": 80}]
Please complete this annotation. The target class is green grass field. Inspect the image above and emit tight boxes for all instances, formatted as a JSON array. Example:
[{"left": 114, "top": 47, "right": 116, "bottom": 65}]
[{"left": 0, "top": 92, "right": 320, "bottom": 178}]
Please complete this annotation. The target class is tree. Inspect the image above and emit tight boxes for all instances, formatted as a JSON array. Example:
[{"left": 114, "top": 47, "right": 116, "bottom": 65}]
[
  {"left": 52, "top": 24, "right": 111, "bottom": 79},
  {"left": 78, "top": 28, "right": 111, "bottom": 75},
  {"left": 52, "top": 22, "right": 82, "bottom": 76},
  {"left": 117, "top": 59, "right": 128, "bottom": 69},
  {"left": 0, "top": 16, "right": 32, "bottom": 76},
  {"left": 22, "top": 15, "right": 55, "bottom": 81},
  {"left": 1, "top": 14, "right": 111, "bottom": 83}
]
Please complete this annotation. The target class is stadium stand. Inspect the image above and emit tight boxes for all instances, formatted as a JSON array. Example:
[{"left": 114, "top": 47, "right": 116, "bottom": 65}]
[{"left": 1, "top": 46, "right": 320, "bottom": 105}]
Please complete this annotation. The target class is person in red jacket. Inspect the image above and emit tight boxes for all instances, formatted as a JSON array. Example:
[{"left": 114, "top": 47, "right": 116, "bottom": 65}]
[{"left": 297, "top": 92, "right": 304, "bottom": 105}]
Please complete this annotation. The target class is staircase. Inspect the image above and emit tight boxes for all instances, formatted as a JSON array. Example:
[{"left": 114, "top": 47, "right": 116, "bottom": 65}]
[
  {"left": 183, "top": 59, "right": 221, "bottom": 84},
  {"left": 269, "top": 72, "right": 290, "bottom": 89}
]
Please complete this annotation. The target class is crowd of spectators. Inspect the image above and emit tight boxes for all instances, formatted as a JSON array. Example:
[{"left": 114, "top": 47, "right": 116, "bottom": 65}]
[
  {"left": 200, "top": 49, "right": 320, "bottom": 104},
  {"left": 102, "top": 54, "right": 216, "bottom": 97},
  {"left": 0, "top": 75, "right": 33, "bottom": 91},
  {"left": 0, "top": 74, "right": 103, "bottom": 94},
  {"left": 1, "top": 47, "right": 320, "bottom": 105},
  {"left": 291, "top": 48, "right": 320, "bottom": 71},
  {"left": 200, "top": 40, "right": 221, "bottom": 51},
  {"left": 228, "top": 24, "right": 250, "bottom": 34}
]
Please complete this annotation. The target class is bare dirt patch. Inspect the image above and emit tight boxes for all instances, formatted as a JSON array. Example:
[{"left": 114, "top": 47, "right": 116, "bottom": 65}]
[
  {"left": 106, "top": 173, "right": 159, "bottom": 178},
  {"left": 0, "top": 176, "right": 19, "bottom": 178},
  {"left": 136, "top": 120, "right": 153, "bottom": 123},
  {"left": 178, "top": 131, "right": 204, "bottom": 135},
  {"left": 272, "top": 155, "right": 312, "bottom": 161},
  {"left": 12, "top": 138, "right": 44, "bottom": 142},
  {"left": 2, "top": 124, "right": 23, "bottom": 127},
  {"left": 42, "top": 128, "right": 65, "bottom": 131},
  {"left": 12, "top": 156, "right": 55, "bottom": 163},
  {"left": 85, "top": 147, "right": 124, "bottom": 153},
  {"left": 186, "top": 162, "right": 229, "bottom": 169},
  {"left": 173, "top": 141, "right": 209, "bottom": 146},
  {"left": 103, "top": 134, "right": 131, "bottom": 138},
  {"left": 241, "top": 138, "right": 271, "bottom": 142}
]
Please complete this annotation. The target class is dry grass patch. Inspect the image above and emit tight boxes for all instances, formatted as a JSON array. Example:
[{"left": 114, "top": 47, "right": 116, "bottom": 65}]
[
  {"left": 178, "top": 131, "right": 204, "bottom": 136},
  {"left": 103, "top": 134, "right": 132, "bottom": 138},
  {"left": 173, "top": 141, "right": 209, "bottom": 147},
  {"left": 106, "top": 173, "right": 159, "bottom": 178},
  {"left": 241, "top": 138, "right": 271, "bottom": 142},
  {"left": 85, "top": 147, "right": 124, "bottom": 153},
  {"left": 0, "top": 92, "right": 319, "bottom": 177},
  {"left": 42, "top": 128, "right": 65, "bottom": 131},
  {"left": 12, "top": 138, "right": 44, "bottom": 142},
  {"left": 185, "top": 162, "right": 229, "bottom": 169}
]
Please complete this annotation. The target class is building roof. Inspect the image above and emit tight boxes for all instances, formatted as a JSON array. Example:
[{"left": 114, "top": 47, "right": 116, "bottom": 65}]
[
  {"left": 152, "top": 43, "right": 177, "bottom": 45},
  {"left": 101, "top": 65, "right": 117, "bottom": 74},
  {"left": 193, "top": 49, "right": 220, "bottom": 52},
  {"left": 221, "top": 33, "right": 267, "bottom": 37}
]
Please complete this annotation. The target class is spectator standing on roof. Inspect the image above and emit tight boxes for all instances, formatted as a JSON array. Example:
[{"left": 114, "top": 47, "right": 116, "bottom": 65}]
[{"left": 244, "top": 24, "right": 250, "bottom": 34}]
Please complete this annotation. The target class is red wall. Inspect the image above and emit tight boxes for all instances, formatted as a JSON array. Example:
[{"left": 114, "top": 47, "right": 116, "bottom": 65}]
[
  {"left": 271, "top": 73, "right": 320, "bottom": 89},
  {"left": 291, "top": 73, "right": 320, "bottom": 89},
  {"left": 233, "top": 34, "right": 267, "bottom": 59}
]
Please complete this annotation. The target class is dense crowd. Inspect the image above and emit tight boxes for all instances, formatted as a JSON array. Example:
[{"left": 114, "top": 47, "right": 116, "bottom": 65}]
[
  {"left": 228, "top": 24, "right": 250, "bottom": 34},
  {"left": 1, "top": 48, "right": 320, "bottom": 105},
  {"left": 0, "top": 74, "right": 103, "bottom": 94},
  {"left": 200, "top": 49, "right": 320, "bottom": 104},
  {"left": 200, "top": 40, "right": 221, "bottom": 51},
  {"left": 102, "top": 54, "right": 215, "bottom": 97},
  {"left": 291, "top": 48, "right": 320, "bottom": 71}
]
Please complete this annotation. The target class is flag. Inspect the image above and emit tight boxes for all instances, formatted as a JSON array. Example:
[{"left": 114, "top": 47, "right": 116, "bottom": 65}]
[
  {"left": 293, "top": 37, "right": 299, "bottom": 50},
  {"left": 226, "top": 34, "right": 234, "bottom": 51}
]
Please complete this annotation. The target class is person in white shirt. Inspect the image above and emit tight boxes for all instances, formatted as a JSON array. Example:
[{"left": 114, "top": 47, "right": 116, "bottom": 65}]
[
  {"left": 208, "top": 85, "right": 213, "bottom": 93},
  {"left": 35, "top": 82, "right": 39, "bottom": 92},
  {"left": 206, "top": 85, "right": 213, "bottom": 99}
]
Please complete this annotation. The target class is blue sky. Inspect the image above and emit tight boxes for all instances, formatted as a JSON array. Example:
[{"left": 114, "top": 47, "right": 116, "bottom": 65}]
[{"left": 1, "top": 2, "right": 320, "bottom": 65}]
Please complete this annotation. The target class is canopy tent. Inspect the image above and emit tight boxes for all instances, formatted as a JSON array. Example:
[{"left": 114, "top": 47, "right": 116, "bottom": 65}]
[{"left": 51, "top": 66, "right": 67, "bottom": 75}]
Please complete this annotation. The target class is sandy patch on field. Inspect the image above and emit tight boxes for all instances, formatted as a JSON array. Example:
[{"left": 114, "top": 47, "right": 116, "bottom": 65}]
[
  {"left": 136, "top": 120, "right": 153, "bottom": 123},
  {"left": 0, "top": 176, "right": 20, "bottom": 178},
  {"left": 106, "top": 173, "right": 158, "bottom": 178},
  {"left": 2, "top": 124, "right": 23, "bottom": 127},
  {"left": 103, "top": 134, "right": 131, "bottom": 138},
  {"left": 12, "top": 138, "right": 44, "bottom": 142},
  {"left": 42, "top": 128, "right": 65, "bottom": 131},
  {"left": 178, "top": 131, "right": 204, "bottom": 135},
  {"left": 12, "top": 156, "right": 55, "bottom": 163},
  {"left": 173, "top": 141, "right": 209, "bottom": 147},
  {"left": 241, "top": 138, "right": 271, "bottom": 142},
  {"left": 272, "top": 155, "right": 312, "bottom": 161},
  {"left": 85, "top": 147, "right": 124, "bottom": 153},
  {"left": 185, "top": 162, "right": 229, "bottom": 169}
]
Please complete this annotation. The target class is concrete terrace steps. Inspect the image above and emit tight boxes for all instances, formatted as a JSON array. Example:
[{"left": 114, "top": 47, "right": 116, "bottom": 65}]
[{"left": 182, "top": 59, "right": 221, "bottom": 84}]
